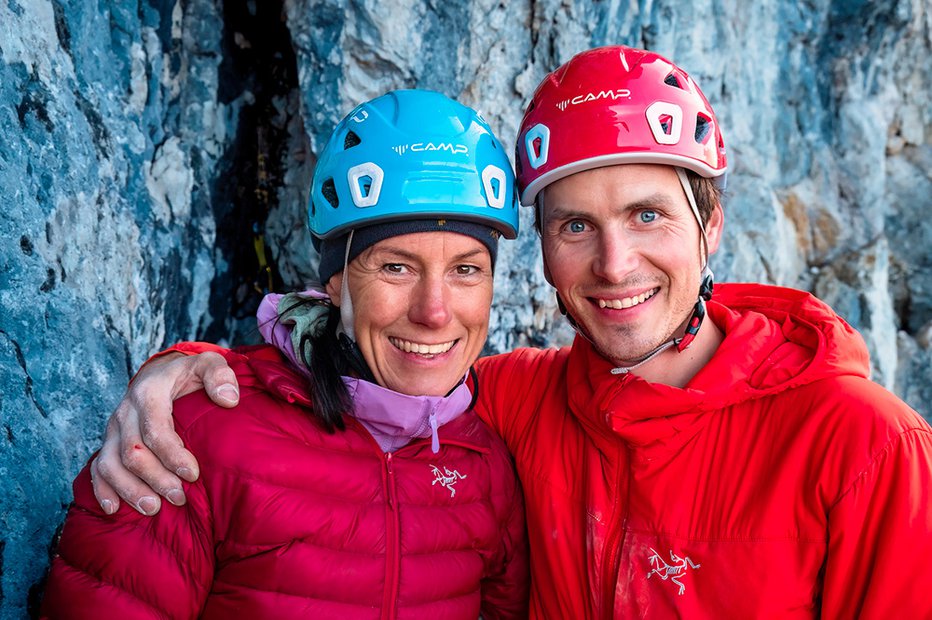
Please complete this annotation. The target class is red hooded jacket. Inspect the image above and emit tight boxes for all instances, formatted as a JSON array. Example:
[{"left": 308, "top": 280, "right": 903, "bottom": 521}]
[
  {"left": 46, "top": 283, "right": 930, "bottom": 618},
  {"left": 474, "top": 283, "right": 932, "bottom": 618},
  {"left": 42, "top": 345, "right": 529, "bottom": 619}
]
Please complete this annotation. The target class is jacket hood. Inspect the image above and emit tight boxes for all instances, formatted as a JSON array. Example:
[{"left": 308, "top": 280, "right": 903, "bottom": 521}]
[{"left": 567, "top": 283, "right": 872, "bottom": 449}]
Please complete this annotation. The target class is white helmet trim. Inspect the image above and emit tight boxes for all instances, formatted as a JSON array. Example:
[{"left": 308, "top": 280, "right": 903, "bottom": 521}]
[
  {"left": 524, "top": 123, "right": 551, "bottom": 170},
  {"left": 481, "top": 165, "right": 507, "bottom": 209},
  {"left": 645, "top": 101, "right": 683, "bottom": 146},
  {"left": 347, "top": 162, "right": 384, "bottom": 207}
]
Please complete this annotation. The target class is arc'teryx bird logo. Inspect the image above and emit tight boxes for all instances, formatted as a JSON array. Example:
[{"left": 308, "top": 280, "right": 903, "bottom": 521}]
[
  {"left": 556, "top": 89, "right": 632, "bottom": 111},
  {"left": 430, "top": 464, "right": 467, "bottom": 497},
  {"left": 646, "top": 548, "right": 701, "bottom": 596},
  {"left": 392, "top": 142, "right": 469, "bottom": 156}
]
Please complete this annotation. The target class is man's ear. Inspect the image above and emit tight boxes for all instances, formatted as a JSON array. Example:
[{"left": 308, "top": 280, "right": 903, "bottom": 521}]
[
  {"left": 705, "top": 202, "right": 725, "bottom": 255},
  {"left": 325, "top": 273, "right": 342, "bottom": 307}
]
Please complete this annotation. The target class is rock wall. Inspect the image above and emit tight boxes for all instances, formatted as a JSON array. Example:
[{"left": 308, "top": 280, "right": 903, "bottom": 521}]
[{"left": 0, "top": 0, "right": 928, "bottom": 615}]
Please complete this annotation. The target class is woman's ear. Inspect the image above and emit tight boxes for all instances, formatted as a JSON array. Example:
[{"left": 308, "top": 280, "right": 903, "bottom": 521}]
[{"left": 324, "top": 273, "right": 342, "bottom": 307}]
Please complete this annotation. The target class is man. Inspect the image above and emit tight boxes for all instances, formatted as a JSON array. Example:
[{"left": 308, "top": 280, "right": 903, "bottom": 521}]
[{"left": 90, "top": 47, "right": 932, "bottom": 617}]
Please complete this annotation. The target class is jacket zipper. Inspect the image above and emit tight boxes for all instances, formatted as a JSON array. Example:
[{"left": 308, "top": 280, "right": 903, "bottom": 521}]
[
  {"left": 348, "top": 417, "right": 486, "bottom": 618},
  {"left": 381, "top": 451, "right": 401, "bottom": 620},
  {"left": 601, "top": 444, "right": 630, "bottom": 620}
]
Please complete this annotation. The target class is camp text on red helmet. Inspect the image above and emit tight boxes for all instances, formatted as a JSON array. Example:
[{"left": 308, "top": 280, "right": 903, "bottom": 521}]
[{"left": 515, "top": 46, "right": 727, "bottom": 206}]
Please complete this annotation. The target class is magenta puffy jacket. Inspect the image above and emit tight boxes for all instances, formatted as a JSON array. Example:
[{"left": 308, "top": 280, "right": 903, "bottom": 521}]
[{"left": 42, "top": 345, "right": 529, "bottom": 619}]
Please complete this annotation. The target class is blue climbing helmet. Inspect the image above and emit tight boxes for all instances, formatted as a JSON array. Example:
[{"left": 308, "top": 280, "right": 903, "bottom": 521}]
[{"left": 308, "top": 89, "right": 519, "bottom": 241}]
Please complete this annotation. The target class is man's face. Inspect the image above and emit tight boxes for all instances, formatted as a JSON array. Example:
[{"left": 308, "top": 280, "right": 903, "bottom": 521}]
[
  {"left": 327, "top": 231, "right": 493, "bottom": 396},
  {"left": 539, "top": 164, "right": 723, "bottom": 366}
]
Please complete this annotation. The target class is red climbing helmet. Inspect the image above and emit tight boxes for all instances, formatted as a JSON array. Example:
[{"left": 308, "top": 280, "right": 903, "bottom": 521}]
[{"left": 515, "top": 46, "right": 727, "bottom": 205}]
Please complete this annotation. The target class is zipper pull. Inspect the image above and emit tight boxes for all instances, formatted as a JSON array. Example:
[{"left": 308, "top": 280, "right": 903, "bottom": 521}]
[
  {"left": 385, "top": 452, "right": 394, "bottom": 508},
  {"left": 429, "top": 405, "right": 440, "bottom": 454}
]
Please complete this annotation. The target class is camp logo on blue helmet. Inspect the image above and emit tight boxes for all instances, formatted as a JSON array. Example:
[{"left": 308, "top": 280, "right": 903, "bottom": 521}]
[
  {"left": 390, "top": 142, "right": 469, "bottom": 156},
  {"left": 308, "top": 89, "right": 519, "bottom": 241}
]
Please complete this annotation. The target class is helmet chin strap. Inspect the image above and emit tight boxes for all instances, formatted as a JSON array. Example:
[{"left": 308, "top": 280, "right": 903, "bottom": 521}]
[
  {"left": 331, "top": 230, "right": 473, "bottom": 392},
  {"left": 609, "top": 169, "right": 713, "bottom": 374},
  {"left": 335, "top": 230, "right": 378, "bottom": 384},
  {"left": 671, "top": 167, "right": 713, "bottom": 354},
  {"left": 598, "top": 167, "right": 714, "bottom": 375},
  {"left": 338, "top": 230, "right": 356, "bottom": 341}
]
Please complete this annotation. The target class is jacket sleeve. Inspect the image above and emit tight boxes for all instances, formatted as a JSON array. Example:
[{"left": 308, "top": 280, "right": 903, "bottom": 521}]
[
  {"left": 132, "top": 340, "right": 231, "bottom": 376},
  {"left": 473, "top": 347, "right": 563, "bottom": 455},
  {"left": 479, "top": 442, "right": 530, "bottom": 619},
  {"left": 40, "top": 457, "right": 215, "bottom": 618},
  {"left": 821, "top": 424, "right": 932, "bottom": 617}
]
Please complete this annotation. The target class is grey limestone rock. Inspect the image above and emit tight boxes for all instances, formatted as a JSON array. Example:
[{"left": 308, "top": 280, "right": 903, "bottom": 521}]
[{"left": 0, "top": 0, "right": 929, "bottom": 614}]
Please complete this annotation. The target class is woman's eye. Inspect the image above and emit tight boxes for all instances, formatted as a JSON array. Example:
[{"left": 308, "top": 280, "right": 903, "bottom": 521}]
[
  {"left": 639, "top": 210, "right": 657, "bottom": 223},
  {"left": 384, "top": 263, "right": 407, "bottom": 274},
  {"left": 456, "top": 265, "right": 479, "bottom": 276}
]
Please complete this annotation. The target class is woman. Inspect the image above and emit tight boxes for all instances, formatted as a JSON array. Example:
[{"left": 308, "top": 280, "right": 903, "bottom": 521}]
[{"left": 41, "top": 90, "right": 528, "bottom": 618}]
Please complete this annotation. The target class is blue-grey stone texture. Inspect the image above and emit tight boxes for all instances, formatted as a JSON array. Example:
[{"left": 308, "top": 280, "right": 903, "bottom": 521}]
[{"left": 0, "top": 0, "right": 929, "bottom": 615}]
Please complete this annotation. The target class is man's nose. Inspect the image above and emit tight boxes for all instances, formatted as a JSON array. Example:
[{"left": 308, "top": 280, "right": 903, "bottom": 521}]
[{"left": 592, "top": 231, "right": 638, "bottom": 283}]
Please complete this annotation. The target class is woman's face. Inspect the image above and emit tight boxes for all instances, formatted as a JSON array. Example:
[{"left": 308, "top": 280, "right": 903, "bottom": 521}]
[{"left": 326, "top": 231, "right": 494, "bottom": 397}]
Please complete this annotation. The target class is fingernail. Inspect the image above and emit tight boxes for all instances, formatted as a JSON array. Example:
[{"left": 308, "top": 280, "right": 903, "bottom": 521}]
[
  {"left": 177, "top": 466, "right": 196, "bottom": 482},
  {"left": 101, "top": 499, "right": 115, "bottom": 515},
  {"left": 217, "top": 384, "right": 238, "bottom": 403},
  {"left": 137, "top": 496, "right": 158, "bottom": 515},
  {"left": 166, "top": 488, "right": 186, "bottom": 506}
]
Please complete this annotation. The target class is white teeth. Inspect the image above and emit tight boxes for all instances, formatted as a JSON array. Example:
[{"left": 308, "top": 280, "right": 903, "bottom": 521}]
[
  {"left": 597, "top": 288, "right": 657, "bottom": 309},
  {"left": 389, "top": 337, "right": 456, "bottom": 355}
]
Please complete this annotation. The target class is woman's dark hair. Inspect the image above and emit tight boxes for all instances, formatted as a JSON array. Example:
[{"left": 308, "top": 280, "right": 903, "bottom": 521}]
[
  {"left": 305, "top": 304, "right": 353, "bottom": 432},
  {"left": 271, "top": 297, "right": 352, "bottom": 433}
]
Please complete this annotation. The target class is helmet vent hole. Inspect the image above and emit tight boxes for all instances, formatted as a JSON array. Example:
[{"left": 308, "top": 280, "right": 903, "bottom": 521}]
[
  {"left": 659, "top": 114, "right": 673, "bottom": 136},
  {"left": 695, "top": 114, "right": 712, "bottom": 143},
  {"left": 532, "top": 137, "right": 543, "bottom": 158},
  {"left": 664, "top": 72, "right": 682, "bottom": 89},
  {"left": 322, "top": 179, "right": 339, "bottom": 208},
  {"left": 344, "top": 131, "right": 361, "bottom": 149},
  {"left": 356, "top": 176, "right": 373, "bottom": 198}
]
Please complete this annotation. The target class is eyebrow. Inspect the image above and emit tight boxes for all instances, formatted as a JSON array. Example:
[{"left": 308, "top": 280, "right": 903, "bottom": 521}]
[
  {"left": 545, "top": 192, "right": 674, "bottom": 222},
  {"left": 370, "top": 245, "right": 489, "bottom": 263}
]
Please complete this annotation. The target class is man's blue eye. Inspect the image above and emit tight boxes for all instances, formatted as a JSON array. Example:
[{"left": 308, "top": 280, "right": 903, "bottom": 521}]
[
  {"left": 640, "top": 210, "right": 657, "bottom": 223},
  {"left": 568, "top": 221, "right": 586, "bottom": 233}
]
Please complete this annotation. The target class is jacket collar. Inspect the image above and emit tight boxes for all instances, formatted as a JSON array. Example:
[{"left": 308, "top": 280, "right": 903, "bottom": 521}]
[{"left": 244, "top": 346, "right": 476, "bottom": 454}]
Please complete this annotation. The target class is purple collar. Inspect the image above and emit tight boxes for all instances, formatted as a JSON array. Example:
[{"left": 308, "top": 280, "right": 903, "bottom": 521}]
[{"left": 344, "top": 377, "right": 472, "bottom": 453}]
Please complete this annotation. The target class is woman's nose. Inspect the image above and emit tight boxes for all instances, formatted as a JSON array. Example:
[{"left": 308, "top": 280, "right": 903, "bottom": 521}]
[{"left": 408, "top": 276, "right": 452, "bottom": 327}]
